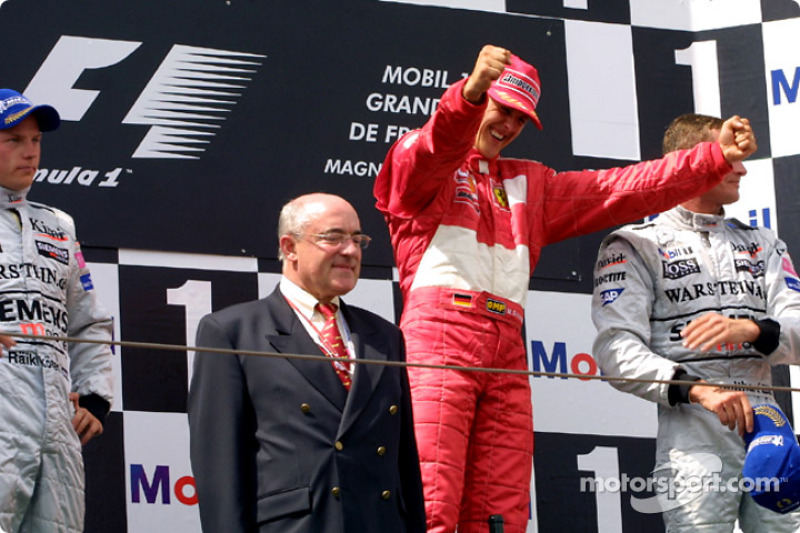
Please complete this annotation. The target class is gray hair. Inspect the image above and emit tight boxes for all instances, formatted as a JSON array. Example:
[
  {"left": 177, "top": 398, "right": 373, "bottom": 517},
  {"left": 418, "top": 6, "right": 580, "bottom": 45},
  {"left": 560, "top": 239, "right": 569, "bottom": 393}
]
[{"left": 277, "top": 197, "right": 314, "bottom": 261}]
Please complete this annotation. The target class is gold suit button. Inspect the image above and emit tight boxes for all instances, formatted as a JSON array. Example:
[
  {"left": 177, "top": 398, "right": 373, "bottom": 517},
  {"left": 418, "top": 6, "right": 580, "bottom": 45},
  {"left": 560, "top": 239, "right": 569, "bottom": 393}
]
[
  {"left": 381, "top": 490, "right": 391, "bottom": 500},
  {"left": 300, "top": 403, "right": 311, "bottom": 413},
  {"left": 376, "top": 446, "right": 387, "bottom": 456},
  {"left": 335, "top": 441, "right": 344, "bottom": 451},
  {"left": 389, "top": 405, "right": 399, "bottom": 415},
  {"left": 331, "top": 487, "right": 341, "bottom": 497}
]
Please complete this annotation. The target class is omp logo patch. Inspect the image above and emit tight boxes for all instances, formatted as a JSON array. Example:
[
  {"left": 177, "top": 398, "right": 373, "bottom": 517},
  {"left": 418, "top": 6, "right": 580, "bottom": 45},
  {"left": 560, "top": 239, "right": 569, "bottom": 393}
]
[{"left": 486, "top": 299, "right": 506, "bottom": 315}]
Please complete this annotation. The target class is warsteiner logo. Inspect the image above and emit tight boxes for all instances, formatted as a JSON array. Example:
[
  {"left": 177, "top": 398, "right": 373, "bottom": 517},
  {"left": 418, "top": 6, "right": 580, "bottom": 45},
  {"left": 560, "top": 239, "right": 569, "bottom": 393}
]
[{"left": 25, "top": 35, "right": 265, "bottom": 161}]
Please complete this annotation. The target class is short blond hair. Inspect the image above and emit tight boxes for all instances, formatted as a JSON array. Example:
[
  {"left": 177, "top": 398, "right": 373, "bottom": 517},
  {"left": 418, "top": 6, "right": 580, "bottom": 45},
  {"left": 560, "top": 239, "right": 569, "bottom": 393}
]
[{"left": 662, "top": 114, "right": 724, "bottom": 155}]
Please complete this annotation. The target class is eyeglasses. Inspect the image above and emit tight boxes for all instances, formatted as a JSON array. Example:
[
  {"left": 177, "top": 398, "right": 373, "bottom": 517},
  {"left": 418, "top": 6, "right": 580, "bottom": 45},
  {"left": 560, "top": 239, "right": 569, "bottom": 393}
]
[{"left": 305, "top": 232, "right": 372, "bottom": 249}]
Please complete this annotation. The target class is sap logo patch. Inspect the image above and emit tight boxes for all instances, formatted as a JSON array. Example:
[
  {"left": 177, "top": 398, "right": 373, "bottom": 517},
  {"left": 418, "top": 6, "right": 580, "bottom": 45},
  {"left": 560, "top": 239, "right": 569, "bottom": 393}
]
[
  {"left": 35, "top": 241, "right": 69, "bottom": 265},
  {"left": 662, "top": 258, "right": 700, "bottom": 280},
  {"left": 486, "top": 299, "right": 507, "bottom": 315},
  {"left": 600, "top": 288, "right": 624, "bottom": 306},
  {"left": 80, "top": 273, "right": 94, "bottom": 291},
  {"left": 786, "top": 277, "right": 800, "bottom": 293}
]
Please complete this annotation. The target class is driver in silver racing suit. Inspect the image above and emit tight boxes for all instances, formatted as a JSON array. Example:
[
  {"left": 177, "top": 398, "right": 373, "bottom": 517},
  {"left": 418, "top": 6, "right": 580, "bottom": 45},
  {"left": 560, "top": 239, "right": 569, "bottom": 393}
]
[
  {"left": 591, "top": 114, "right": 800, "bottom": 532},
  {"left": 0, "top": 89, "right": 114, "bottom": 533}
]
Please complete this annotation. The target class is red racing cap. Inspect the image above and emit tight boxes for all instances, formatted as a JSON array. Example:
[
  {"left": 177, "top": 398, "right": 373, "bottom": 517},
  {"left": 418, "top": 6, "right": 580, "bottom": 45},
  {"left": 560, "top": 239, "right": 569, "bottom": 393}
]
[{"left": 487, "top": 54, "right": 543, "bottom": 130}]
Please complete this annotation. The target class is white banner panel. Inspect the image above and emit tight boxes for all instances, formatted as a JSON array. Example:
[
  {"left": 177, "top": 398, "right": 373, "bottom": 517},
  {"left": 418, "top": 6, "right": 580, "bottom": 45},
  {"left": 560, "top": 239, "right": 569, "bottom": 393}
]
[
  {"left": 124, "top": 411, "right": 200, "bottom": 532},
  {"left": 630, "top": 0, "right": 761, "bottom": 31},
  {"left": 526, "top": 290, "right": 658, "bottom": 438},
  {"left": 763, "top": 18, "right": 800, "bottom": 158},
  {"left": 565, "top": 20, "right": 640, "bottom": 160},
  {"left": 724, "top": 158, "right": 778, "bottom": 235}
]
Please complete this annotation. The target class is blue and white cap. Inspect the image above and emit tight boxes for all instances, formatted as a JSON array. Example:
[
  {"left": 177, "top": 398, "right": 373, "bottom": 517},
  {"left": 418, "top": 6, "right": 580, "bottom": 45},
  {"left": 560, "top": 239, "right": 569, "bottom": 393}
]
[
  {"left": 0, "top": 88, "right": 60, "bottom": 132},
  {"left": 743, "top": 404, "right": 800, "bottom": 514}
]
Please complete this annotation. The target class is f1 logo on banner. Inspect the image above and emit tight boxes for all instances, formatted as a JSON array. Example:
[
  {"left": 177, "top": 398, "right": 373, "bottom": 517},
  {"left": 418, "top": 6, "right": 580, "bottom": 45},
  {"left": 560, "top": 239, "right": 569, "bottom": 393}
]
[{"left": 24, "top": 36, "right": 265, "bottom": 160}]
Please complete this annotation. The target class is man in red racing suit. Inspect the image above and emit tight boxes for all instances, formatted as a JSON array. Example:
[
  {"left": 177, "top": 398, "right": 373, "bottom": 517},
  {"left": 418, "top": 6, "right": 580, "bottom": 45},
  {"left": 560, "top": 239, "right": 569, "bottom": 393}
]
[{"left": 373, "top": 45, "right": 758, "bottom": 533}]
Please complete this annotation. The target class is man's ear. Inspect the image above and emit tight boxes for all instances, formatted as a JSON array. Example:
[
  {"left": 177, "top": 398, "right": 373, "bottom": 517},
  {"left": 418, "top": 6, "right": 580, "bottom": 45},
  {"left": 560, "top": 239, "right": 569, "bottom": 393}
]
[{"left": 279, "top": 234, "right": 298, "bottom": 261}]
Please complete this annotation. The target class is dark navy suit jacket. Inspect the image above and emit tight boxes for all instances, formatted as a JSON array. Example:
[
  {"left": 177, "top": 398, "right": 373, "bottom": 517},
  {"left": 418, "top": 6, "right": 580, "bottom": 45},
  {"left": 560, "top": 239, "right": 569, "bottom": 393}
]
[{"left": 188, "top": 287, "right": 426, "bottom": 532}]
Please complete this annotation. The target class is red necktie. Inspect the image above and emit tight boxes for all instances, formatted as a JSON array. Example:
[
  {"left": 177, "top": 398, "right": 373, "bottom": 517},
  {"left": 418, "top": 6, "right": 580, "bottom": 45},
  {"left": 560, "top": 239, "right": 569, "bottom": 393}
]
[{"left": 316, "top": 303, "right": 352, "bottom": 390}]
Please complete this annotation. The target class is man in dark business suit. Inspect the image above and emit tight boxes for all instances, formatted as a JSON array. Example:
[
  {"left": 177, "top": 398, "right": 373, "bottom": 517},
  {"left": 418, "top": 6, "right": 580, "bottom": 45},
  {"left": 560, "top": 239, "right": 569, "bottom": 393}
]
[{"left": 188, "top": 192, "right": 426, "bottom": 533}]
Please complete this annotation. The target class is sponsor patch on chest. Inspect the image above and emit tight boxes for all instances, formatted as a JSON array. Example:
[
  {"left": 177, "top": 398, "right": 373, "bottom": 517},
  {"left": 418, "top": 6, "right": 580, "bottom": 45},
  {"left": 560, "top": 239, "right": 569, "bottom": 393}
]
[
  {"left": 492, "top": 183, "right": 509, "bottom": 211},
  {"left": 661, "top": 258, "right": 700, "bottom": 280},
  {"left": 453, "top": 171, "right": 479, "bottom": 213},
  {"left": 35, "top": 241, "right": 69, "bottom": 265}
]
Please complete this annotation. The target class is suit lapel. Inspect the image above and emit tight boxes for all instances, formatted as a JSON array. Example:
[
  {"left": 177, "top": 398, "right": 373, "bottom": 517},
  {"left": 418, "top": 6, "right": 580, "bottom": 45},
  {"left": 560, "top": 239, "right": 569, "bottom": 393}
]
[
  {"left": 264, "top": 290, "right": 348, "bottom": 411},
  {"left": 338, "top": 302, "right": 388, "bottom": 437}
]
